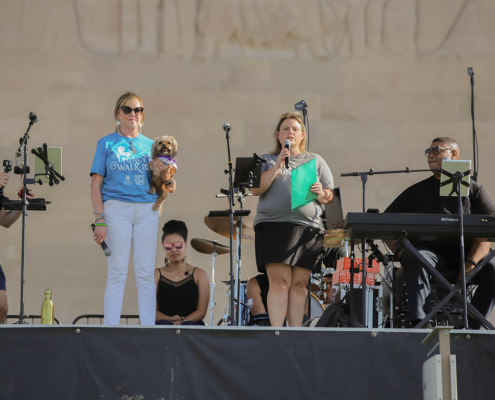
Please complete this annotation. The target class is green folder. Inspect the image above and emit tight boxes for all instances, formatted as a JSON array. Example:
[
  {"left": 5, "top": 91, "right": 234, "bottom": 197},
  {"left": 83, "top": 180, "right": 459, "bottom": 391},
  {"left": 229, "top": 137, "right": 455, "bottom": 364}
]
[{"left": 291, "top": 158, "right": 317, "bottom": 212}]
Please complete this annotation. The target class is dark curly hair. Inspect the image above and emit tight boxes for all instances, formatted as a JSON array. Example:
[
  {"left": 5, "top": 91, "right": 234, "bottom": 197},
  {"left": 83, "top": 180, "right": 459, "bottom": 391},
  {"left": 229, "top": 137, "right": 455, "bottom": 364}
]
[{"left": 161, "top": 220, "right": 188, "bottom": 243}]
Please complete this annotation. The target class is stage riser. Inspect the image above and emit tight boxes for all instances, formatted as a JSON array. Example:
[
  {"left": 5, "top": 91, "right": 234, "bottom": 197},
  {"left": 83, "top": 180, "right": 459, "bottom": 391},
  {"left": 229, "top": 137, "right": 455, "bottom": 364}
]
[{"left": 0, "top": 327, "right": 494, "bottom": 400}]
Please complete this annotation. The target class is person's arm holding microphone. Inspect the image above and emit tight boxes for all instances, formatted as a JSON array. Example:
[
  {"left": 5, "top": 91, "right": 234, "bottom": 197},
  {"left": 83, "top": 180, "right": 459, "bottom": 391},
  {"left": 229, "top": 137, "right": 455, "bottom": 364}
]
[
  {"left": 250, "top": 147, "right": 290, "bottom": 196},
  {"left": 90, "top": 173, "right": 106, "bottom": 246}
]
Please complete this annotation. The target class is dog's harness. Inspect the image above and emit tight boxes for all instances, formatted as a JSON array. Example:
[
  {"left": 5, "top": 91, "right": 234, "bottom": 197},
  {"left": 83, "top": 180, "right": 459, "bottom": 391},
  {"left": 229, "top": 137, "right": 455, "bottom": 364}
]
[{"left": 157, "top": 155, "right": 178, "bottom": 170}]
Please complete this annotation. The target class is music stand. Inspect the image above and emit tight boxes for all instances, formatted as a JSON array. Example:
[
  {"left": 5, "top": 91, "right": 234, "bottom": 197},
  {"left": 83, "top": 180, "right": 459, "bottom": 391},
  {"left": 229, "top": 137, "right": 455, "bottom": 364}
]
[
  {"left": 9, "top": 129, "right": 65, "bottom": 324},
  {"left": 229, "top": 154, "right": 264, "bottom": 325},
  {"left": 233, "top": 155, "right": 263, "bottom": 191},
  {"left": 440, "top": 159, "right": 471, "bottom": 328}
]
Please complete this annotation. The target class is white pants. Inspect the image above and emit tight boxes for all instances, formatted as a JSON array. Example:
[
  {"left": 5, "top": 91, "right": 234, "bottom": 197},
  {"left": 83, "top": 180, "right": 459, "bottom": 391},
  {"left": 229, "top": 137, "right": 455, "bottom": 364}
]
[{"left": 103, "top": 200, "right": 159, "bottom": 325}]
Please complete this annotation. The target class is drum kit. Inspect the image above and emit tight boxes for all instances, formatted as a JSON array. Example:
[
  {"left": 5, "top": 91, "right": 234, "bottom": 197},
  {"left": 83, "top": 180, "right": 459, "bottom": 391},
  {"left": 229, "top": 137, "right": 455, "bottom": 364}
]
[
  {"left": 190, "top": 215, "right": 254, "bottom": 326},
  {"left": 306, "top": 227, "right": 356, "bottom": 318}
]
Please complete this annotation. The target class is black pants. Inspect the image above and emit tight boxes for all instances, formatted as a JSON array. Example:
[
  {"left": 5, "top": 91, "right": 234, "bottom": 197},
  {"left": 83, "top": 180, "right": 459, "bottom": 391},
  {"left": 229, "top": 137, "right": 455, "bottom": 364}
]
[{"left": 401, "top": 246, "right": 495, "bottom": 328}]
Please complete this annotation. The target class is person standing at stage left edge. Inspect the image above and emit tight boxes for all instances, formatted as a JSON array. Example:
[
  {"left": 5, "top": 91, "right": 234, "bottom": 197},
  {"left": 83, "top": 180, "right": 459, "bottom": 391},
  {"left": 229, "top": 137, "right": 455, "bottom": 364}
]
[
  {"left": 90, "top": 92, "right": 176, "bottom": 326},
  {"left": 250, "top": 112, "right": 334, "bottom": 327}
]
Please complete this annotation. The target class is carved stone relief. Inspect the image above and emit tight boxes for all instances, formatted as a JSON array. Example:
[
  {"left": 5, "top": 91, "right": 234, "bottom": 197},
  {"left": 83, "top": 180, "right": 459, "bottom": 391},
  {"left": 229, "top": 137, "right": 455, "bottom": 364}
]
[{"left": 1, "top": 0, "right": 495, "bottom": 59}]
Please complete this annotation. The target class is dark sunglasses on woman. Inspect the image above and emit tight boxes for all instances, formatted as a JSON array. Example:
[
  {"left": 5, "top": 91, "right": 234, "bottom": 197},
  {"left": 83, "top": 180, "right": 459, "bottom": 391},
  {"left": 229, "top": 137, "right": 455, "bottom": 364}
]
[
  {"left": 424, "top": 146, "right": 452, "bottom": 157},
  {"left": 121, "top": 106, "right": 144, "bottom": 115}
]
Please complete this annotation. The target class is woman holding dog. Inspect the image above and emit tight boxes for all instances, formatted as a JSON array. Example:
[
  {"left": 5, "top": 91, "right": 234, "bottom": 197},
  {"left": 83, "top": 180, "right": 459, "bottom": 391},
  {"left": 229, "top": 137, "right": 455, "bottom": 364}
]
[
  {"left": 250, "top": 112, "right": 334, "bottom": 327},
  {"left": 90, "top": 92, "right": 176, "bottom": 326}
]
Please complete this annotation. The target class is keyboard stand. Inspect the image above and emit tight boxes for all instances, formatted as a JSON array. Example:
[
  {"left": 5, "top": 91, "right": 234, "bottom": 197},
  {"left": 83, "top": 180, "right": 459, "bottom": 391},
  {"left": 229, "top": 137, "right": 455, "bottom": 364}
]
[{"left": 396, "top": 231, "right": 495, "bottom": 330}]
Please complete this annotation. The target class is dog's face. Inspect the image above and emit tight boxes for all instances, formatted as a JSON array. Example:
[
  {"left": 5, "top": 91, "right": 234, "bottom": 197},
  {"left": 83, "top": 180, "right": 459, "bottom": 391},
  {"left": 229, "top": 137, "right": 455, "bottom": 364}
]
[{"left": 152, "top": 136, "right": 178, "bottom": 159}]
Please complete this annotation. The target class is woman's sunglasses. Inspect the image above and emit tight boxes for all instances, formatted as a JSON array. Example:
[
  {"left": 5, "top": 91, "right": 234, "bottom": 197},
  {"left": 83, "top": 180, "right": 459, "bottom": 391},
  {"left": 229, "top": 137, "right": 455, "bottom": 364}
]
[
  {"left": 424, "top": 146, "right": 452, "bottom": 157},
  {"left": 163, "top": 241, "right": 184, "bottom": 251},
  {"left": 121, "top": 106, "right": 144, "bottom": 115}
]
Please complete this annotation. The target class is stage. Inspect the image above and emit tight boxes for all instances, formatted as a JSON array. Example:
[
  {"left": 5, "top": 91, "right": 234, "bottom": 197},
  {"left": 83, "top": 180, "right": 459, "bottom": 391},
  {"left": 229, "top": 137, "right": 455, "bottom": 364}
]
[{"left": 1, "top": 326, "right": 494, "bottom": 400}]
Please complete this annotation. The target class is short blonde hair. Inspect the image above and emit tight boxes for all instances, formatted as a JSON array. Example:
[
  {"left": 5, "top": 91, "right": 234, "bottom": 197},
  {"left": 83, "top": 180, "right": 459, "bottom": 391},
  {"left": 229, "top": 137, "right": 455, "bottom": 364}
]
[
  {"left": 270, "top": 112, "right": 307, "bottom": 155},
  {"left": 114, "top": 91, "right": 145, "bottom": 126}
]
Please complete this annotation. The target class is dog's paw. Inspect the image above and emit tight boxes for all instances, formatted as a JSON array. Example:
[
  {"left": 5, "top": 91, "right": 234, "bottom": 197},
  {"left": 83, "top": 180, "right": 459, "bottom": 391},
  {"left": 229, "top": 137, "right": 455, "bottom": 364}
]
[
  {"left": 149, "top": 186, "right": 156, "bottom": 194},
  {"left": 152, "top": 203, "right": 161, "bottom": 211}
]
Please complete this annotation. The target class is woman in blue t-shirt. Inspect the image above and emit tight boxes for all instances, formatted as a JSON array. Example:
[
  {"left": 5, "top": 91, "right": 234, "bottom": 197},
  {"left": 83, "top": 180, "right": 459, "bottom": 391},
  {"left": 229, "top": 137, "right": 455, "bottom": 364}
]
[{"left": 90, "top": 92, "right": 176, "bottom": 325}]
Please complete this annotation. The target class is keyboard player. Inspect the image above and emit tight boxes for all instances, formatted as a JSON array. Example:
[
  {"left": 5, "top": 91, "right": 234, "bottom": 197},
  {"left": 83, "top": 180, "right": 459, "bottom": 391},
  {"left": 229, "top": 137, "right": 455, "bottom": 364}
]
[{"left": 384, "top": 137, "right": 495, "bottom": 328}]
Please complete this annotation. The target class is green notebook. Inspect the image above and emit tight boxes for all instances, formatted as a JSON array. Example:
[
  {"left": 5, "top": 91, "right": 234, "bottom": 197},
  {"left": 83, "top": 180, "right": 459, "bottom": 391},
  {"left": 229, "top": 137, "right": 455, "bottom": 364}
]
[{"left": 291, "top": 158, "right": 317, "bottom": 212}]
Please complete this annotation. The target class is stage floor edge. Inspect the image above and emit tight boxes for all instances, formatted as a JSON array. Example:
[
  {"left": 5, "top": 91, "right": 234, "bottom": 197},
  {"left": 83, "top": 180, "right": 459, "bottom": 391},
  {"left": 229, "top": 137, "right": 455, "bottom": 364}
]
[{"left": 1, "top": 326, "right": 494, "bottom": 400}]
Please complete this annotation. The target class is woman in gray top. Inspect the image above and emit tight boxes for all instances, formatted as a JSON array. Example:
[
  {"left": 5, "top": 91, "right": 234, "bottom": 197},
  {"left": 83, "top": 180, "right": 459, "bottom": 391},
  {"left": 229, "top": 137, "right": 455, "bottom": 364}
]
[{"left": 250, "top": 112, "right": 334, "bottom": 327}]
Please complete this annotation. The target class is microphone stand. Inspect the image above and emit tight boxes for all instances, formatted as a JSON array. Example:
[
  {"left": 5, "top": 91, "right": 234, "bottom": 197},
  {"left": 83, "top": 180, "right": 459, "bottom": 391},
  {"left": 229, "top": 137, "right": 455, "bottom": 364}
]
[
  {"left": 467, "top": 67, "right": 478, "bottom": 181},
  {"left": 14, "top": 114, "right": 37, "bottom": 324},
  {"left": 341, "top": 167, "right": 439, "bottom": 327},
  {"left": 221, "top": 124, "right": 236, "bottom": 326}
]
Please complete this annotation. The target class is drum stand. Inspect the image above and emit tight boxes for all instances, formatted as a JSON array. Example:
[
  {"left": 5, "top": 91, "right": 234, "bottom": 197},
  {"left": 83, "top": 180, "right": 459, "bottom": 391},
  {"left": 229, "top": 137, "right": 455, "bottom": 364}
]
[{"left": 209, "top": 248, "right": 218, "bottom": 326}]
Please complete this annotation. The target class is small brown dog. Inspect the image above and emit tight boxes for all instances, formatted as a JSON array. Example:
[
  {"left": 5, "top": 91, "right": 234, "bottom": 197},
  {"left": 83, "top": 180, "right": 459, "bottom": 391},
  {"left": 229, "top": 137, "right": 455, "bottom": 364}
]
[{"left": 148, "top": 135, "right": 178, "bottom": 214}]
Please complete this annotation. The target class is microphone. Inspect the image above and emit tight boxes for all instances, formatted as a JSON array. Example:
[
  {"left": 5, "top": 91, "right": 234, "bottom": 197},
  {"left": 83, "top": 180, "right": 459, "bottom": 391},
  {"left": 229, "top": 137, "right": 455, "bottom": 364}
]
[
  {"left": 295, "top": 100, "right": 307, "bottom": 111},
  {"left": 29, "top": 112, "right": 38, "bottom": 124},
  {"left": 467, "top": 67, "right": 474, "bottom": 77},
  {"left": 101, "top": 241, "right": 112, "bottom": 257},
  {"left": 91, "top": 224, "right": 112, "bottom": 257},
  {"left": 284, "top": 139, "right": 291, "bottom": 169},
  {"left": 222, "top": 123, "right": 231, "bottom": 133}
]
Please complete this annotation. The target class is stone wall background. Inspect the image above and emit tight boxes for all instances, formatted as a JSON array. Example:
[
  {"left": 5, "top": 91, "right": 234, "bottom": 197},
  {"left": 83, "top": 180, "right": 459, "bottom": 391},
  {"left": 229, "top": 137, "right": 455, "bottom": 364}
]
[{"left": 1, "top": 0, "right": 495, "bottom": 325}]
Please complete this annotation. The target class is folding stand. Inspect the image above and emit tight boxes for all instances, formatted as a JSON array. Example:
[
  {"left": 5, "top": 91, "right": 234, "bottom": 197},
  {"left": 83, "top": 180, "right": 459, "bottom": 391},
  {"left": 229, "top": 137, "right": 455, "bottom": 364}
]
[{"left": 396, "top": 233, "right": 495, "bottom": 330}]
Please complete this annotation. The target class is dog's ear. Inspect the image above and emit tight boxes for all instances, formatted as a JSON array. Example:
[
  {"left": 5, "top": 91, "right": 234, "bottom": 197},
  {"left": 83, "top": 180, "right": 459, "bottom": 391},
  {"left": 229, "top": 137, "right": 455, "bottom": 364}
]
[
  {"left": 151, "top": 138, "right": 159, "bottom": 159},
  {"left": 170, "top": 136, "right": 178, "bottom": 158}
]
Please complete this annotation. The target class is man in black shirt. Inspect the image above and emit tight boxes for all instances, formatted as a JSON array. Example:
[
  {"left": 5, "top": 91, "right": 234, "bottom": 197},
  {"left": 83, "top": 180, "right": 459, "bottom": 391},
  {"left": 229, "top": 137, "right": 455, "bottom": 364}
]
[{"left": 385, "top": 137, "right": 495, "bottom": 328}]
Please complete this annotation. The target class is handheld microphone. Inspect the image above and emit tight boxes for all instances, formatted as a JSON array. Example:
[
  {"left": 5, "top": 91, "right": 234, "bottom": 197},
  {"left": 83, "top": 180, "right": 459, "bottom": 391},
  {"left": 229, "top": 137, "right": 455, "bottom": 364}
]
[
  {"left": 284, "top": 139, "right": 291, "bottom": 169},
  {"left": 29, "top": 112, "right": 38, "bottom": 124},
  {"left": 91, "top": 224, "right": 112, "bottom": 257},
  {"left": 467, "top": 67, "right": 474, "bottom": 77},
  {"left": 222, "top": 123, "right": 231, "bottom": 133}
]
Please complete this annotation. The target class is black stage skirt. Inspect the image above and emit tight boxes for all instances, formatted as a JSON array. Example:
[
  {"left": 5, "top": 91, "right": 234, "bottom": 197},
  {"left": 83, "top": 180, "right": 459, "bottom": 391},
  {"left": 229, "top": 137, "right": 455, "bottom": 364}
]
[{"left": 254, "top": 222, "right": 324, "bottom": 274}]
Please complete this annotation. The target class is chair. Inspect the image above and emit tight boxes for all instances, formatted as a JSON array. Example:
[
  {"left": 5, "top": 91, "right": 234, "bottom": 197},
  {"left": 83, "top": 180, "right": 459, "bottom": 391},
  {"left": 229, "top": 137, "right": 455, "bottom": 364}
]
[
  {"left": 72, "top": 314, "right": 140, "bottom": 325},
  {"left": 6, "top": 314, "right": 62, "bottom": 324}
]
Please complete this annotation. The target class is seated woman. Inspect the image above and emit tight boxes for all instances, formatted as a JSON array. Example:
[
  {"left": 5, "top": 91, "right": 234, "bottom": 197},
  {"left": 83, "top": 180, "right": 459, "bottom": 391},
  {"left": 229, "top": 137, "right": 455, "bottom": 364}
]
[{"left": 155, "top": 220, "right": 209, "bottom": 325}]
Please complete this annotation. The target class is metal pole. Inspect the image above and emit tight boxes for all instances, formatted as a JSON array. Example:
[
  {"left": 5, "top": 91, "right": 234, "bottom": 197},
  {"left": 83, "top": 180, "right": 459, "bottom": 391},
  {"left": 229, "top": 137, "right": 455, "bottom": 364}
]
[
  {"left": 18, "top": 138, "right": 29, "bottom": 324},
  {"left": 361, "top": 174, "right": 367, "bottom": 328},
  {"left": 235, "top": 227, "right": 240, "bottom": 326},
  {"left": 209, "top": 251, "right": 217, "bottom": 326},
  {"left": 457, "top": 177, "right": 469, "bottom": 328}
]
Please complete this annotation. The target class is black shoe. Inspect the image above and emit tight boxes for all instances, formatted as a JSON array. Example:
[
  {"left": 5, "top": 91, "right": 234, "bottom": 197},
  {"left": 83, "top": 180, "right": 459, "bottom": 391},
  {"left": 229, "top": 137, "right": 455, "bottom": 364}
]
[{"left": 409, "top": 319, "right": 433, "bottom": 329}]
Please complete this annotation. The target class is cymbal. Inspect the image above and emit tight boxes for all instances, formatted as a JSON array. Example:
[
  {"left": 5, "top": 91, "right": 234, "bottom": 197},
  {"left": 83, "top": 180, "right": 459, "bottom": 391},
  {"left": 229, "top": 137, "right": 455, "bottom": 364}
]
[
  {"left": 323, "top": 229, "right": 361, "bottom": 248},
  {"left": 190, "top": 238, "right": 230, "bottom": 255},
  {"left": 204, "top": 215, "right": 255, "bottom": 242}
]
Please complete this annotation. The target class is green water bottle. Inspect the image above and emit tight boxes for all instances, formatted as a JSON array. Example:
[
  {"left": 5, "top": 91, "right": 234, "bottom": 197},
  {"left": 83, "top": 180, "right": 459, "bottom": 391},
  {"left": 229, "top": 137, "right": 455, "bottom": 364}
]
[{"left": 41, "top": 289, "right": 54, "bottom": 325}]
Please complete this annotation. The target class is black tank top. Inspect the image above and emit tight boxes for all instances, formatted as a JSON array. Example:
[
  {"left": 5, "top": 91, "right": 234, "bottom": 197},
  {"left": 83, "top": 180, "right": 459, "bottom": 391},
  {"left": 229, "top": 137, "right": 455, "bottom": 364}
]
[{"left": 157, "top": 268, "right": 199, "bottom": 318}]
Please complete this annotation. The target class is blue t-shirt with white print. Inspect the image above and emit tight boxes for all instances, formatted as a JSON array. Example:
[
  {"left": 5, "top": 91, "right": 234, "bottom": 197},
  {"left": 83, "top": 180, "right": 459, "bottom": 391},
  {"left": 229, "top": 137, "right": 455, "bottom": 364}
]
[{"left": 90, "top": 132, "right": 158, "bottom": 203}]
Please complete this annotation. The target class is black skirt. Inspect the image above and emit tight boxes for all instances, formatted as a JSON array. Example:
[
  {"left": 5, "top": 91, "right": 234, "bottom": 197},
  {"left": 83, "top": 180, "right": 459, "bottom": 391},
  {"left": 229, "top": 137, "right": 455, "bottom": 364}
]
[{"left": 254, "top": 222, "right": 324, "bottom": 274}]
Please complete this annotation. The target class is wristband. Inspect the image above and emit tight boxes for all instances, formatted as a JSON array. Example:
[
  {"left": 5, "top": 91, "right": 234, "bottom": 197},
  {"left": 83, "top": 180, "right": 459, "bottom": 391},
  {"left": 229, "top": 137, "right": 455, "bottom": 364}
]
[
  {"left": 95, "top": 223, "right": 107, "bottom": 227},
  {"left": 465, "top": 257, "right": 477, "bottom": 267}
]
